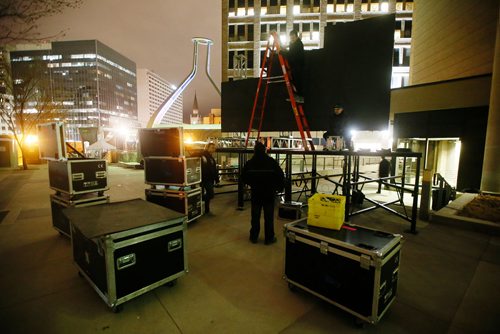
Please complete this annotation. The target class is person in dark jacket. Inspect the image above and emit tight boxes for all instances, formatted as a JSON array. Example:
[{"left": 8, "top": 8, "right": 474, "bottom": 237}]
[
  {"left": 241, "top": 141, "right": 285, "bottom": 245},
  {"left": 322, "top": 105, "right": 350, "bottom": 150},
  {"left": 377, "top": 156, "right": 391, "bottom": 193},
  {"left": 281, "top": 29, "right": 305, "bottom": 100},
  {"left": 201, "top": 142, "right": 219, "bottom": 214}
]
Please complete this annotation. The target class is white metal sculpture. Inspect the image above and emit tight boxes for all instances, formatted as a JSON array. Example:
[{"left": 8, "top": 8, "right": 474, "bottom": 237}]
[{"left": 146, "top": 37, "right": 220, "bottom": 128}]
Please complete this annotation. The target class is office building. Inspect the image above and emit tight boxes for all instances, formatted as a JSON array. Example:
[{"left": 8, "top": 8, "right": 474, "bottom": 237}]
[
  {"left": 222, "top": 0, "right": 413, "bottom": 87},
  {"left": 137, "top": 68, "right": 182, "bottom": 127},
  {"left": 9, "top": 40, "right": 138, "bottom": 141}
]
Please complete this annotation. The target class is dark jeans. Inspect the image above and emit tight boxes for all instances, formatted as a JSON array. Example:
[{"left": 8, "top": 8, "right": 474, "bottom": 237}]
[
  {"left": 203, "top": 182, "right": 214, "bottom": 213},
  {"left": 250, "top": 194, "right": 275, "bottom": 242}
]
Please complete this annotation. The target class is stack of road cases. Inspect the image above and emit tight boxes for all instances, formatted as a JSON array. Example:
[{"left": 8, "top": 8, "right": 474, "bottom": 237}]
[
  {"left": 283, "top": 219, "right": 402, "bottom": 325},
  {"left": 64, "top": 199, "right": 188, "bottom": 312},
  {"left": 38, "top": 122, "right": 111, "bottom": 237},
  {"left": 139, "top": 127, "right": 202, "bottom": 222}
]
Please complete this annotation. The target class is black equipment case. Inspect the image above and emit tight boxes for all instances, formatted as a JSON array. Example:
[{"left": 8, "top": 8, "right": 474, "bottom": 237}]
[
  {"left": 64, "top": 199, "right": 187, "bottom": 311},
  {"left": 48, "top": 159, "right": 108, "bottom": 195},
  {"left": 138, "top": 127, "right": 184, "bottom": 157},
  {"left": 145, "top": 187, "right": 202, "bottom": 222},
  {"left": 50, "top": 193, "right": 109, "bottom": 237},
  {"left": 278, "top": 201, "right": 303, "bottom": 220},
  {"left": 284, "top": 219, "right": 401, "bottom": 324},
  {"left": 144, "top": 157, "right": 201, "bottom": 186}
]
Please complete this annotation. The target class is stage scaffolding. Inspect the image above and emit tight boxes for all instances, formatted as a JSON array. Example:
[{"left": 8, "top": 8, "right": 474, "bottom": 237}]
[{"left": 216, "top": 148, "right": 422, "bottom": 234}]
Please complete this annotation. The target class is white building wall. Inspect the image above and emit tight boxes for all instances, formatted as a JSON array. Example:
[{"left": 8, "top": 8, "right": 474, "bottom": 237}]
[{"left": 136, "top": 68, "right": 183, "bottom": 127}]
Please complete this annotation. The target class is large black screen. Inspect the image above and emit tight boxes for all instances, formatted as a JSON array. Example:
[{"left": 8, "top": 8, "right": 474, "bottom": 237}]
[{"left": 222, "top": 14, "right": 395, "bottom": 133}]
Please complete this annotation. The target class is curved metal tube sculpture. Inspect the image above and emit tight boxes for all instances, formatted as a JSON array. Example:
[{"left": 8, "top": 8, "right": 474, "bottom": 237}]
[{"left": 146, "top": 37, "right": 220, "bottom": 128}]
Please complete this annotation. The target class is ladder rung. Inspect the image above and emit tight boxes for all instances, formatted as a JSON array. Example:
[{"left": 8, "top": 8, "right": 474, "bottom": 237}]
[
  {"left": 264, "top": 75, "right": 285, "bottom": 80},
  {"left": 266, "top": 80, "right": 286, "bottom": 84}
]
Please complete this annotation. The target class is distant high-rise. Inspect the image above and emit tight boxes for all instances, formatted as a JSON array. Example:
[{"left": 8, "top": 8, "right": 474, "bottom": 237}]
[
  {"left": 9, "top": 40, "right": 138, "bottom": 141},
  {"left": 136, "top": 68, "right": 182, "bottom": 127},
  {"left": 0, "top": 48, "right": 13, "bottom": 135}
]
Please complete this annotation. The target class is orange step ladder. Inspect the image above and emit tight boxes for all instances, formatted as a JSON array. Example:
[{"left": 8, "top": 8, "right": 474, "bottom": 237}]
[{"left": 245, "top": 31, "right": 315, "bottom": 151}]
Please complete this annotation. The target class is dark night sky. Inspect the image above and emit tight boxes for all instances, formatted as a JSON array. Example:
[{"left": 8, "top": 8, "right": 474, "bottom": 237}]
[{"left": 35, "top": 0, "right": 222, "bottom": 122}]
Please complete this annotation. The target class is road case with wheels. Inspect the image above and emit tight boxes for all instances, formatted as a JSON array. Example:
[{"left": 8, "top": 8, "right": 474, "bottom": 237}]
[
  {"left": 144, "top": 157, "right": 201, "bottom": 186},
  {"left": 48, "top": 159, "right": 108, "bottom": 195},
  {"left": 64, "top": 199, "right": 188, "bottom": 311},
  {"left": 284, "top": 218, "right": 401, "bottom": 324},
  {"left": 145, "top": 187, "right": 202, "bottom": 222},
  {"left": 50, "top": 193, "right": 109, "bottom": 237}
]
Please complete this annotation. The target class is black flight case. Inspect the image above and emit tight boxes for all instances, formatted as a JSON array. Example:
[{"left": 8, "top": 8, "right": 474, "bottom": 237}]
[
  {"left": 283, "top": 219, "right": 402, "bottom": 324},
  {"left": 145, "top": 186, "right": 202, "bottom": 222},
  {"left": 48, "top": 159, "right": 108, "bottom": 195},
  {"left": 64, "top": 199, "right": 188, "bottom": 312},
  {"left": 50, "top": 193, "right": 109, "bottom": 237},
  {"left": 144, "top": 157, "right": 201, "bottom": 186}
]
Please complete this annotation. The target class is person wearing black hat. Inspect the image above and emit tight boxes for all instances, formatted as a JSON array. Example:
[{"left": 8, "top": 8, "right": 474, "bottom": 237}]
[{"left": 241, "top": 141, "right": 285, "bottom": 245}]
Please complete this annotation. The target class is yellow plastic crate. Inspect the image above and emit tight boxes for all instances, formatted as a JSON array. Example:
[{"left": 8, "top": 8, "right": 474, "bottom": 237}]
[{"left": 307, "top": 193, "right": 346, "bottom": 230}]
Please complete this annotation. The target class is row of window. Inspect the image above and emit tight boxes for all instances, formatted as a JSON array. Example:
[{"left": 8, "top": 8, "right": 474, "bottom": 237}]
[
  {"left": 228, "top": 45, "right": 410, "bottom": 70},
  {"left": 229, "top": 0, "right": 413, "bottom": 16},
  {"left": 229, "top": 19, "right": 411, "bottom": 43}
]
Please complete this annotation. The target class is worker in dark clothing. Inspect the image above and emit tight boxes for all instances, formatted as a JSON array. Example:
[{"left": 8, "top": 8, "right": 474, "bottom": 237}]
[
  {"left": 377, "top": 156, "right": 391, "bottom": 193},
  {"left": 241, "top": 141, "right": 285, "bottom": 245},
  {"left": 281, "top": 29, "right": 305, "bottom": 102},
  {"left": 322, "top": 105, "right": 349, "bottom": 150},
  {"left": 200, "top": 142, "right": 219, "bottom": 214}
]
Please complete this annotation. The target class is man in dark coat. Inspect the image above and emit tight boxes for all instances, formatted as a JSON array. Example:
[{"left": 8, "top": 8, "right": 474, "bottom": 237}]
[
  {"left": 241, "top": 141, "right": 285, "bottom": 245},
  {"left": 322, "top": 105, "right": 349, "bottom": 150},
  {"left": 282, "top": 29, "right": 305, "bottom": 100},
  {"left": 200, "top": 142, "right": 219, "bottom": 214},
  {"left": 377, "top": 156, "right": 391, "bottom": 193}
]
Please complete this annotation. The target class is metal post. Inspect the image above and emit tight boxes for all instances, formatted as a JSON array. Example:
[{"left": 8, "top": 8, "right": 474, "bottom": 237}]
[
  {"left": 311, "top": 154, "right": 317, "bottom": 194},
  {"left": 285, "top": 153, "right": 292, "bottom": 202},
  {"left": 344, "top": 153, "right": 351, "bottom": 222},
  {"left": 410, "top": 156, "right": 421, "bottom": 233},
  {"left": 237, "top": 151, "right": 245, "bottom": 210}
]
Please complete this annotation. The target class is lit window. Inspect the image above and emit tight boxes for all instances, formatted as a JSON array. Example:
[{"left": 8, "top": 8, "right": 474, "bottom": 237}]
[
  {"left": 327, "top": 4, "right": 333, "bottom": 13},
  {"left": 261, "top": 7, "right": 267, "bottom": 15},
  {"left": 237, "top": 8, "right": 246, "bottom": 16},
  {"left": 381, "top": 2, "right": 389, "bottom": 12},
  {"left": 293, "top": 5, "right": 300, "bottom": 15}
]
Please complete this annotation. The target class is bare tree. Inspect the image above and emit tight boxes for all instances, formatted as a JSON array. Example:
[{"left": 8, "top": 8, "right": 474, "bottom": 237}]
[
  {"left": 0, "top": 0, "right": 83, "bottom": 44},
  {"left": 0, "top": 54, "right": 56, "bottom": 169}
]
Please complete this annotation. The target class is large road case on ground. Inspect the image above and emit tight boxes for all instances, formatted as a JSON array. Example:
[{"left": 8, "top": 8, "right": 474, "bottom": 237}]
[
  {"left": 284, "top": 219, "right": 401, "bottom": 324},
  {"left": 144, "top": 157, "right": 201, "bottom": 186},
  {"left": 50, "top": 193, "right": 109, "bottom": 237},
  {"left": 145, "top": 187, "right": 202, "bottom": 222},
  {"left": 64, "top": 199, "right": 188, "bottom": 311},
  {"left": 49, "top": 159, "right": 108, "bottom": 195}
]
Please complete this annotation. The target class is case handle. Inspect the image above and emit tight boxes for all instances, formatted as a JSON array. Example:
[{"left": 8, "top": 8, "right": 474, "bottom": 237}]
[
  {"left": 116, "top": 253, "right": 136, "bottom": 270},
  {"left": 168, "top": 238, "right": 182, "bottom": 252}
]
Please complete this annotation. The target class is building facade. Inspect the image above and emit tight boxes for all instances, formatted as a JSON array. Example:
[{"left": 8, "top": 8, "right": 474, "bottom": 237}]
[
  {"left": 10, "top": 40, "right": 138, "bottom": 141},
  {"left": 136, "top": 68, "right": 182, "bottom": 127},
  {"left": 222, "top": 0, "right": 413, "bottom": 87}
]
